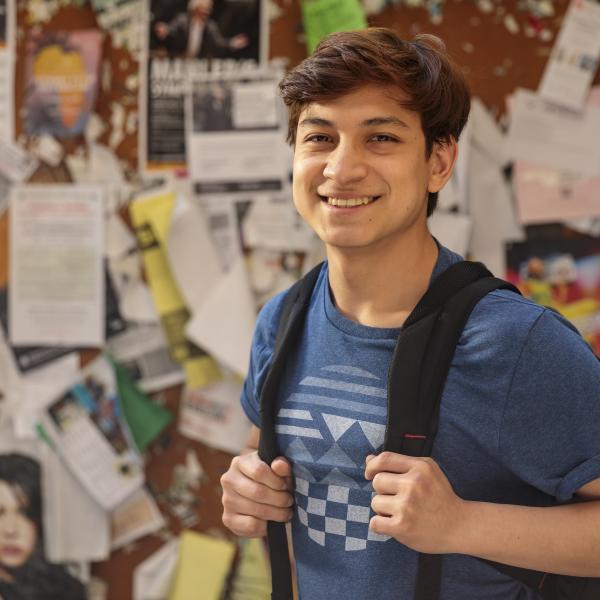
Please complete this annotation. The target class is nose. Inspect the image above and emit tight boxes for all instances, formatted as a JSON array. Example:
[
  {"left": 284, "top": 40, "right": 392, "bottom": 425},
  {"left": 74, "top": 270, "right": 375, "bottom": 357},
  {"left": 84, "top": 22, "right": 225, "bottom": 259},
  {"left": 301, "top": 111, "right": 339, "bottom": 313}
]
[
  {"left": 322, "top": 140, "right": 368, "bottom": 186},
  {"left": 0, "top": 515, "right": 18, "bottom": 538}
]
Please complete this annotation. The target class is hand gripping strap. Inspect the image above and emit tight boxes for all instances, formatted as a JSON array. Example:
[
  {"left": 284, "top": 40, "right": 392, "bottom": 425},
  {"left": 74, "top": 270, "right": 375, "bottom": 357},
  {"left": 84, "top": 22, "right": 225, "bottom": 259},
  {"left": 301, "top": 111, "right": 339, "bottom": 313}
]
[
  {"left": 258, "top": 263, "right": 323, "bottom": 600},
  {"left": 383, "top": 267, "right": 520, "bottom": 600}
]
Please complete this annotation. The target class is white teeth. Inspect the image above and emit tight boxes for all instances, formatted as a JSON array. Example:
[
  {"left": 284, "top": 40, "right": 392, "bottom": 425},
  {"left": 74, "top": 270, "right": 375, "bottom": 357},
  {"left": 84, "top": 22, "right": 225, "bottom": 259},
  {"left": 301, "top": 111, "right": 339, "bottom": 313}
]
[{"left": 326, "top": 197, "right": 376, "bottom": 207}]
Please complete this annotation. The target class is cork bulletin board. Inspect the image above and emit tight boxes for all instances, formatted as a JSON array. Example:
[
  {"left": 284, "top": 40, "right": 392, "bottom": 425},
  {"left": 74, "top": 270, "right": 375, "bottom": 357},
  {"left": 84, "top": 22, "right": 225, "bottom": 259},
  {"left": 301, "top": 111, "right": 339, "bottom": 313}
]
[{"left": 4, "top": 1, "right": 598, "bottom": 598}]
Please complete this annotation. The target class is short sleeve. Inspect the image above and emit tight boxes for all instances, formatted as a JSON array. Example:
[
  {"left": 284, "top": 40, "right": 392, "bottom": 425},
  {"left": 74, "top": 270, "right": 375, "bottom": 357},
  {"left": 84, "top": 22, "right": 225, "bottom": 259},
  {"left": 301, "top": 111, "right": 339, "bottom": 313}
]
[
  {"left": 499, "top": 309, "right": 600, "bottom": 501},
  {"left": 240, "top": 291, "right": 286, "bottom": 427}
]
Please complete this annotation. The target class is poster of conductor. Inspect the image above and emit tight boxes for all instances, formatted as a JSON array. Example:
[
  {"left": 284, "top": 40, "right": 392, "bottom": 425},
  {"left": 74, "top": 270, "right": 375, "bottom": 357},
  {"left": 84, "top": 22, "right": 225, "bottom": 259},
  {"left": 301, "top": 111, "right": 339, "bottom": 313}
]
[
  {"left": 141, "top": 0, "right": 267, "bottom": 172},
  {"left": 23, "top": 30, "right": 103, "bottom": 139},
  {"left": 505, "top": 234, "right": 600, "bottom": 357}
]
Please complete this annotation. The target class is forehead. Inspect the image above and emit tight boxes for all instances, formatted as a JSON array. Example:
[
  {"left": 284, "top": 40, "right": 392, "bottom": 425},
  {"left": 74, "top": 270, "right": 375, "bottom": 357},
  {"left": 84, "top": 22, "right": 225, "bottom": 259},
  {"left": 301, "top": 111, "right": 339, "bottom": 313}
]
[
  {"left": 298, "top": 85, "right": 419, "bottom": 127},
  {"left": 0, "top": 481, "right": 19, "bottom": 508}
]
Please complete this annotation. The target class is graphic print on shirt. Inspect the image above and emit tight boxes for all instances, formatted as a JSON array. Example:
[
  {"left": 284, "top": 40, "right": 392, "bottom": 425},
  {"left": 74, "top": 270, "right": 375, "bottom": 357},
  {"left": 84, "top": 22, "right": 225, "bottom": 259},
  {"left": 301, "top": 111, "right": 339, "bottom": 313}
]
[{"left": 276, "top": 364, "right": 392, "bottom": 551}]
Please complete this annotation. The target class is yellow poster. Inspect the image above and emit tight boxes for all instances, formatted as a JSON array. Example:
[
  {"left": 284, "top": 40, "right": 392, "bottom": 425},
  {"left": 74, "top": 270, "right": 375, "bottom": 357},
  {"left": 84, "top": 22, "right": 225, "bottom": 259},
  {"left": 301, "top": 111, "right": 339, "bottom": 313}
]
[
  {"left": 129, "top": 190, "right": 221, "bottom": 388},
  {"left": 168, "top": 531, "right": 236, "bottom": 600}
]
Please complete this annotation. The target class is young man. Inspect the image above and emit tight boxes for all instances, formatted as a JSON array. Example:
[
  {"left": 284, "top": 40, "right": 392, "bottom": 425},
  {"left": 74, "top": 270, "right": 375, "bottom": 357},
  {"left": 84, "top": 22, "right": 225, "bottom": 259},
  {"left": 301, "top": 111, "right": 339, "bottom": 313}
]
[{"left": 220, "top": 28, "right": 600, "bottom": 599}]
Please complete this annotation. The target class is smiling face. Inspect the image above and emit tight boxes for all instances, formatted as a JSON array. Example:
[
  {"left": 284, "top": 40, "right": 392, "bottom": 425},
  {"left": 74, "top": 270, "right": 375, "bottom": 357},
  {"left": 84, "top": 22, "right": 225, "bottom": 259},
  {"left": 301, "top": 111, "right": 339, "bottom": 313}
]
[
  {"left": 292, "top": 85, "right": 456, "bottom": 256},
  {"left": 0, "top": 481, "right": 37, "bottom": 569}
]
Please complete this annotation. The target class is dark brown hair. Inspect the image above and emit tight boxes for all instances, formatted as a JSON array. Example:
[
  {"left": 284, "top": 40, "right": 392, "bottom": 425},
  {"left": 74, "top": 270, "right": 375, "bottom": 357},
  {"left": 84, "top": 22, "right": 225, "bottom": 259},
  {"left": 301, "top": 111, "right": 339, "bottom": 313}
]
[{"left": 279, "top": 28, "right": 471, "bottom": 216}]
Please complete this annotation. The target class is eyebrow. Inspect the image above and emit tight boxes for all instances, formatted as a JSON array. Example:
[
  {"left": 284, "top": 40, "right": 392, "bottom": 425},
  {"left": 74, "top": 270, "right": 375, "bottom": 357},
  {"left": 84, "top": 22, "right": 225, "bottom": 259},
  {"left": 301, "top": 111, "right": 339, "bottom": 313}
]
[{"left": 298, "top": 116, "right": 410, "bottom": 129}]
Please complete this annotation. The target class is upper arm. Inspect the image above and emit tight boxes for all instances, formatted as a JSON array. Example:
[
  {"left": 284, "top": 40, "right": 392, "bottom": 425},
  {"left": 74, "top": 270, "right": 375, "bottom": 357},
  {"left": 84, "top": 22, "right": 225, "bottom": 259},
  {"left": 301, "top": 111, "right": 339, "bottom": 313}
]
[
  {"left": 576, "top": 477, "right": 600, "bottom": 501},
  {"left": 500, "top": 309, "right": 600, "bottom": 501}
]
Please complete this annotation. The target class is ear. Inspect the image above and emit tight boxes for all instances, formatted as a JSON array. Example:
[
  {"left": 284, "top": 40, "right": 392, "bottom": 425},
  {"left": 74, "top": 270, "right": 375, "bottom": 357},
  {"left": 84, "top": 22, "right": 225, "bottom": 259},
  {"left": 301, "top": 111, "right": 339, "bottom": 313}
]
[{"left": 427, "top": 138, "right": 458, "bottom": 194}]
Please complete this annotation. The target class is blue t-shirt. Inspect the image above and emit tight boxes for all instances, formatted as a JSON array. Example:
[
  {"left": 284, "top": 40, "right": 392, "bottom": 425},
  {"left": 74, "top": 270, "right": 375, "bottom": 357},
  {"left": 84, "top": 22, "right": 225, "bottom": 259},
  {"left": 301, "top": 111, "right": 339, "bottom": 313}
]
[{"left": 241, "top": 245, "right": 600, "bottom": 600}]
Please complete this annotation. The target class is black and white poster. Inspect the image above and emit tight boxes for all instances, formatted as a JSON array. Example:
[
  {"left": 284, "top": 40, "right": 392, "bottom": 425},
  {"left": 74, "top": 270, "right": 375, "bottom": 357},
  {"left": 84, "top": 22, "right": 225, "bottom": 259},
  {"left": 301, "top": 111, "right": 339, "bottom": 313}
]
[{"left": 141, "top": 0, "right": 267, "bottom": 172}]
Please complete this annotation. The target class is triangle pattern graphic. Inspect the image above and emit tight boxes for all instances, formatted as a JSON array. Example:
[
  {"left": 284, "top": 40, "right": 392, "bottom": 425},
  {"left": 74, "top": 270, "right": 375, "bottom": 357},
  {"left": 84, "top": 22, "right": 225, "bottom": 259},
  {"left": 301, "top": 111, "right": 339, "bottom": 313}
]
[
  {"left": 286, "top": 437, "right": 314, "bottom": 463},
  {"left": 358, "top": 421, "right": 386, "bottom": 450},
  {"left": 317, "top": 443, "right": 356, "bottom": 469},
  {"left": 320, "top": 468, "right": 361, "bottom": 489},
  {"left": 323, "top": 413, "right": 356, "bottom": 441},
  {"left": 293, "top": 462, "right": 317, "bottom": 483}
]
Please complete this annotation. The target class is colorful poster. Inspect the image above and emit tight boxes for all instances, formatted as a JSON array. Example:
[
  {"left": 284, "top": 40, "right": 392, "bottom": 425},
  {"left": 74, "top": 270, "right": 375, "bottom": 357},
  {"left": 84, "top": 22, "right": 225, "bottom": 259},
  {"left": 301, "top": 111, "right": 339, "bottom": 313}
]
[
  {"left": 141, "top": 0, "right": 267, "bottom": 171},
  {"left": 24, "top": 29, "right": 103, "bottom": 138},
  {"left": 42, "top": 355, "right": 144, "bottom": 511},
  {"left": 506, "top": 233, "right": 600, "bottom": 357}
]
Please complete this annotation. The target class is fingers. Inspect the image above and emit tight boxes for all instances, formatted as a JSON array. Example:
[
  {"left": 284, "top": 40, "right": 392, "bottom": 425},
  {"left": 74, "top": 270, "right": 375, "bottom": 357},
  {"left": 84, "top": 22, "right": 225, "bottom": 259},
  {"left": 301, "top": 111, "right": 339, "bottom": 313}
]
[
  {"left": 371, "top": 492, "right": 397, "bottom": 517},
  {"left": 221, "top": 452, "right": 295, "bottom": 537},
  {"left": 371, "top": 471, "right": 402, "bottom": 495},
  {"left": 222, "top": 513, "right": 266, "bottom": 538},
  {"left": 230, "top": 470, "right": 293, "bottom": 509},
  {"left": 364, "top": 452, "right": 423, "bottom": 480},
  {"left": 271, "top": 456, "right": 292, "bottom": 478},
  {"left": 369, "top": 515, "right": 394, "bottom": 538},
  {"left": 223, "top": 489, "right": 293, "bottom": 524},
  {"left": 236, "top": 453, "right": 288, "bottom": 491}
]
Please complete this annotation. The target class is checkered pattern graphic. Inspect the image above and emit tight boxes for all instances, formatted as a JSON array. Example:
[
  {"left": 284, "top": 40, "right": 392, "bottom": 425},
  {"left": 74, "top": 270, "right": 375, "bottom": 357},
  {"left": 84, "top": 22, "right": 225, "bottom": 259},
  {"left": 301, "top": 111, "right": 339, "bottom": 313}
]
[{"left": 295, "top": 477, "right": 391, "bottom": 551}]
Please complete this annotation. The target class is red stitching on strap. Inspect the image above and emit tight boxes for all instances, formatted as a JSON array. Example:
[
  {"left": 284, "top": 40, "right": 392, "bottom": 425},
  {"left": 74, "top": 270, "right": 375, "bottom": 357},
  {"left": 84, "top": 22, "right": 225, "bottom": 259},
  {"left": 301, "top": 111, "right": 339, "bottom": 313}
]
[
  {"left": 404, "top": 434, "right": 427, "bottom": 440},
  {"left": 538, "top": 573, "right": 548, "bottom": 590}
]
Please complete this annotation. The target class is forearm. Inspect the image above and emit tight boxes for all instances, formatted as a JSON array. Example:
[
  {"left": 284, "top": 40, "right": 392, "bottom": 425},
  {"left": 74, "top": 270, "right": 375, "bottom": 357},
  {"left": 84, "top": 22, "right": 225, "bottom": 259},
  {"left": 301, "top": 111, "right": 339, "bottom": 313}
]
[{"left": 454, "top": 499, "right": 600, "bottom": 577}]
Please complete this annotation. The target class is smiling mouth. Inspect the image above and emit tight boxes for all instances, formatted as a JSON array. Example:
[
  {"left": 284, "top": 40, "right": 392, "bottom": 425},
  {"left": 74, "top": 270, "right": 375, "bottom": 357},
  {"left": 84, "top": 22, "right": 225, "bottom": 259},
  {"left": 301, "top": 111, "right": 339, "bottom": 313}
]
[{"left": 318, "top": 195, "right": 380, "bottom": 207}]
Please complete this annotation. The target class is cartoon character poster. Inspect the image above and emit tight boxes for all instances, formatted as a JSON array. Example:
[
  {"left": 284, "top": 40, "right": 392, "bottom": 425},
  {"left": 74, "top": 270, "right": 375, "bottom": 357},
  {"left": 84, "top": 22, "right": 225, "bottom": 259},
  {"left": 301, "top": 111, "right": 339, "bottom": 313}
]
[
  {"left": 506, "top": 233, "right": 600, "bottom": 357},
  {"left": 23, "top": 30, "right": 103, "bottom": 138}
]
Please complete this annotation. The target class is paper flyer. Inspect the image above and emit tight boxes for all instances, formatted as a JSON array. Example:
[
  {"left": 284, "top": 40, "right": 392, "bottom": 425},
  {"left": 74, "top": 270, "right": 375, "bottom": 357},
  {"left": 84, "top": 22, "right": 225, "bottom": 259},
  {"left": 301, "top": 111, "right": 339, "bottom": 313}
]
[
  {"left": 9, "top": 185, "right": 105, "bottom": 347},
  {"left": 186, "top": 68, "right": 289, "bottom": 194},
  {"left": 24, "top": 29, "right": 103, "bottom": 138},
  {"left": 301, "top": 0, "right": 367, "bottom": 54},
  {"left": 538, "top": 0, "right": 600, "bottom": 112},
  {"left": 129, "top": 189, "right": 222, "bottom": 388},
  {"left": 41, "top": 354, "right": 145, "bottom": 511},
  {"left": 141, "top": 0, "right": 267, "bottom": 172},
  {"left": 111, "top": 487, "right": 165, "bottom": 550},
  {"left": 178, "top": 378, "right": 251, "bottom": 454},
  {"left": 168, "top": 530, "right": 235, "bottom": 600}
]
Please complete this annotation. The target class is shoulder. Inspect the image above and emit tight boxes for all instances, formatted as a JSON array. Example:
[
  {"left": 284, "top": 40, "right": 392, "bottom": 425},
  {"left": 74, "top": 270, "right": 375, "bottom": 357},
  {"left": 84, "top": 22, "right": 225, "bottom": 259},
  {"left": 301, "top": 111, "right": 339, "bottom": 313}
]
[
  {"left": 252, "top": 261, "right": 328, "bottom": 363},
  {"left": 473, "top": 288, "right": 600, "bottom": 388},
  {"left": 469, "top": 287, "right": 579, "bottom": 340},
  {"left": 461, "top": 287, "right": 598, "bottom": 376}
]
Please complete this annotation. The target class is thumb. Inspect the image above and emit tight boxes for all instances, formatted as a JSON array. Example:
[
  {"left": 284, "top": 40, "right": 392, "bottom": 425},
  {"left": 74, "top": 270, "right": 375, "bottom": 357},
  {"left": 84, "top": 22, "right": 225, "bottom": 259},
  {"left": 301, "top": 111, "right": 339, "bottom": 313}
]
[{"left": 271, "top": 456, "right": 292, "bottom": 478}]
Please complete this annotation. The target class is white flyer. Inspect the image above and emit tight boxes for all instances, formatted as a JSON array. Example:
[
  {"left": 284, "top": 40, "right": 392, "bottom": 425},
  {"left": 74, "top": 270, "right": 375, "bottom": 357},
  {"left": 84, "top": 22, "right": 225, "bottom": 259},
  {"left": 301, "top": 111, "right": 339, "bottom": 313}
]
[
  {"left": 186, "top": 68, "right": 290, "bottom": 194},
  {"left": 506, "top": 88, "right": 600, "bottom": 177},
  {"left": 538, "top": 0, "right": 600, "bottom": 111},
  {"left": 9, "top": 185, "right": 105, "bottom": 347},
  {"left": 179, "top": 378, "right": 251, "bottom": 454},
  {"left": 40, "top": 355, "right": 144, "bottom": 511}
]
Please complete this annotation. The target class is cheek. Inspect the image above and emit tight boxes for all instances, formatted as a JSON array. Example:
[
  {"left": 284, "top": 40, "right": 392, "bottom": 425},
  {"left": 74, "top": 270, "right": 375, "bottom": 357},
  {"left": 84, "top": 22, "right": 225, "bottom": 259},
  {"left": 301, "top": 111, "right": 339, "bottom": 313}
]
[{"left": 15, "top": 517, "right": 36, "bottom": 554}]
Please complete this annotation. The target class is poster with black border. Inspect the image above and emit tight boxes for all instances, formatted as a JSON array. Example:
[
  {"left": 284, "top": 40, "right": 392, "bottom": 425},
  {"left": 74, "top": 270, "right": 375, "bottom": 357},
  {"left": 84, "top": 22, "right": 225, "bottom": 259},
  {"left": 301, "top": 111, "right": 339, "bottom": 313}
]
[{"left": 140, "top": 0, "right": 267, "bottom": 173}]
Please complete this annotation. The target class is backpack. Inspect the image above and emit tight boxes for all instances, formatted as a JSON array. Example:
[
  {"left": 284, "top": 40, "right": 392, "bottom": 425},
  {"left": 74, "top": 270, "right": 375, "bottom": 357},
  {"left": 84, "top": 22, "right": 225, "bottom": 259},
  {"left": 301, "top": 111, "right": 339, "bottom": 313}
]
[{"left": 257, "top": 260, "right": 600, "bottom": 600}]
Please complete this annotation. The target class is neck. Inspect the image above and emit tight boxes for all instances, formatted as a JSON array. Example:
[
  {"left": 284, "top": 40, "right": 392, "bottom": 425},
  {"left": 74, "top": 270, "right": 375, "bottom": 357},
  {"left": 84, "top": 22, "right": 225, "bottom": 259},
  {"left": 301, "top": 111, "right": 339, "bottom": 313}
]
[{"left": 326, "top": 228, "right": 438, "bottom": 328}]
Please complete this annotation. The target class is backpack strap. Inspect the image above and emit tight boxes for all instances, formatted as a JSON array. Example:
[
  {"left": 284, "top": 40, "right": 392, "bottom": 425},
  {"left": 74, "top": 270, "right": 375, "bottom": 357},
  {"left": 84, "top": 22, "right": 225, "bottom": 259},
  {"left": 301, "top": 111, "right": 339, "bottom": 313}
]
[
  {"left": 381, "top": 262, "right": 520, "bottom": 600},
  {"left": 258, "top": 262, "right": 323, "bottom": 600}
]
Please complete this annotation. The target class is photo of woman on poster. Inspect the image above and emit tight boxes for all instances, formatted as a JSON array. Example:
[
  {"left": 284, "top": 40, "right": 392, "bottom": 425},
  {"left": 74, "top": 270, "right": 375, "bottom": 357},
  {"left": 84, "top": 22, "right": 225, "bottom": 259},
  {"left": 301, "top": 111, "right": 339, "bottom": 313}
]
[{"left": 0, "top": 454, "right": 86, "bottom": 600}]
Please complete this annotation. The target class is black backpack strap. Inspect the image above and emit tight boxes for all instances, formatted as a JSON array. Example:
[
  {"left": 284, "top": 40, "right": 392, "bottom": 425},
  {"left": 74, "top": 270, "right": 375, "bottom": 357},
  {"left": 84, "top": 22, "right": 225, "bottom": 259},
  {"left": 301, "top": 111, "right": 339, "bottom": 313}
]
[
  {"left": 258, "top": 262, "right": 323, "bottom": 600},
  {"left": 381, "top": 261, "right": 520, "bottom": 600}
]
